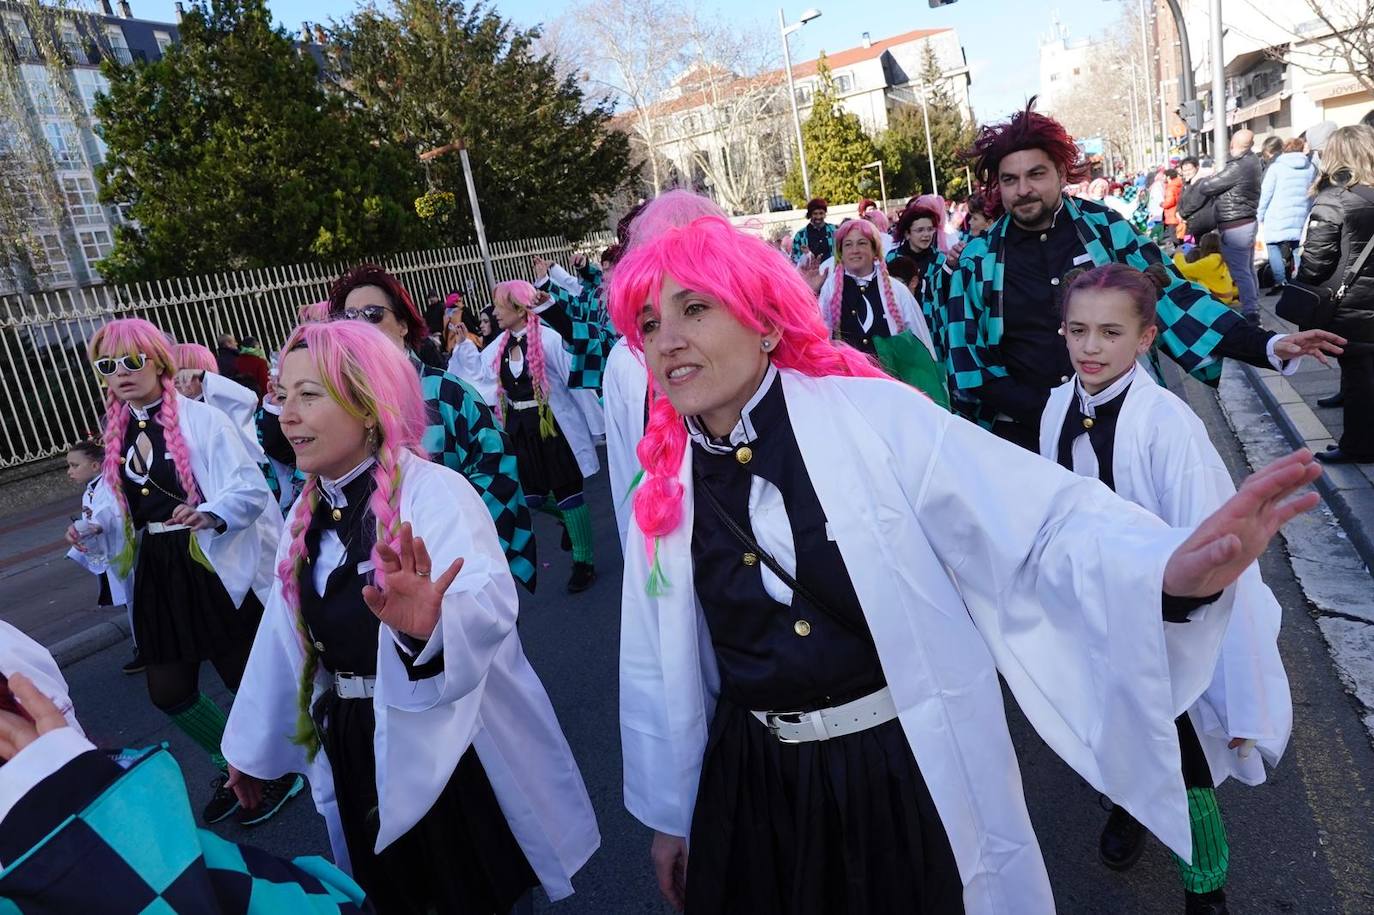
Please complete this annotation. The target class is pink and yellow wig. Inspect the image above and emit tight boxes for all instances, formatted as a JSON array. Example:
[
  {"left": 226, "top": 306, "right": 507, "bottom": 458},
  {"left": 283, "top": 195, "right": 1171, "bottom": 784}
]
[
  {"left": 490, "top": 280, "right": 555, "bottom": 434},
  {"left": 824, "top": 219, "right": 906, "bottom": 337},
  {"left": 297, "top": 300, "right": 332, "bottom": 323},
  {"left": 89, "top": 318, "right": 201, "bottom": 576},
  {"left": 275, "top": 319, "right": 428, "bottom": 758},
  {"left": 608, "top": 215, "right": 887, "bottom": 586},
  {"left": 174, "top": 342, "right": 218, "bottom": 374}
]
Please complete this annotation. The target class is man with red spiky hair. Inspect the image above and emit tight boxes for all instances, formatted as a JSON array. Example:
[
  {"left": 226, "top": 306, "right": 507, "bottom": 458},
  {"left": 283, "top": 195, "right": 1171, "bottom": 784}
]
[{"left": 943, "top": 99, "right": 1344, "bottom": 451}]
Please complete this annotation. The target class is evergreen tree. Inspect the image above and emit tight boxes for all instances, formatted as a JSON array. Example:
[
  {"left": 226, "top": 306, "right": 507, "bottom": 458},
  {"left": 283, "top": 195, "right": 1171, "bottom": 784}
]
[
  {"left": 95, "top": 0, "right": 423, "bottom": 281},
  {"left": 328, "top": 0, "right": 636, "bottom": 243},
  {"left": 875, "top": 44, "right": 977, "bottom": 199},
  {"left": 782, "top": 53, "right": 878, "bottom": 206}
]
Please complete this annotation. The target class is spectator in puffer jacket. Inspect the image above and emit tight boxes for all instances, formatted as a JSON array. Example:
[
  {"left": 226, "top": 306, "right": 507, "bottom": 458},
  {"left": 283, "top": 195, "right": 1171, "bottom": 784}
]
[
  {"left": 1259, "top": 137, "right": 1319, "bottom": 288},
  {"left": 1191, "top": 128, "right": 1264, "bottom": 322}
]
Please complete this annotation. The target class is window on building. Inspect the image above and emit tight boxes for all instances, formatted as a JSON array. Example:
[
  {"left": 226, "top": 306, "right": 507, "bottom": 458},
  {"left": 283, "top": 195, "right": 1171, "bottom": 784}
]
[
  {"left": 834, "top": 73, "right": 854, "bottom": 93},
  {"left": 795, "top": 84, "right": 813, "bottom": 106},
  {"left": 60, "top": 23, "right": 86, "bottom": 64},
  {"left": 73, "top": 68, "right": 109, "bottom": 114},
  {"left": 1049, "top": 73, "right": 1058, "bottom": 83},
  {"left": 23, "top": 68, "right": 58, "bottom": 115},
  {"left": 77, "top": 228, "right": 114, "bottom": 265},
  {"left": 153, "top": 30, "right": 174, "bottom": 55},
  {"left": 104, "top": 25, "right": 132, "bottom": 65},
  {"left": 1072, "top": 67, "right": 1081, "bottom": 76},
  {"left": 34, "top": 233, "right": 74, "bottom": 286},
  {"left": 2, "top": 13, "right": 37, "bottom": 57},
  {"left": 62, "top": 175, "right": 105, "bottom": 226},
  {"left": 43, "top": 122, "right": 84, "bottom": 168}
]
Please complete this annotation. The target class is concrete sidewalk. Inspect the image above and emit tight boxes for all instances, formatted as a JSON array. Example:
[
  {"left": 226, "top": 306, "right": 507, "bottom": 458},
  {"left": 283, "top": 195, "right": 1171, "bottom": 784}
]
[{"left": 1239, "top": 291, "right": 1374, "bottom": 575}]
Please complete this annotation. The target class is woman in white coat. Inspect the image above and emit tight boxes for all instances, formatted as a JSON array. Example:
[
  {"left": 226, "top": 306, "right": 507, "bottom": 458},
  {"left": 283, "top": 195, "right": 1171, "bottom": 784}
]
[
  {"left": 815, "top": 218, "right": 933, "bottom": 360},
  {"left": 174, "top": 342, "right": 267, "bottom": 463},
  {"left": 63, "top": 318, "right": 288, "bottom": 827},
  {"left": 466, "top": 280, "right": 602, "bottom": 593},
  {"left": 1041, "top": 263, "right": 1291, "bottom": 915},
  {"left": 606, "top": 214, "right": 1319, "bottom": 913},
  {"left": 222, "top": 320, "right": 598, "bottom": 913}
]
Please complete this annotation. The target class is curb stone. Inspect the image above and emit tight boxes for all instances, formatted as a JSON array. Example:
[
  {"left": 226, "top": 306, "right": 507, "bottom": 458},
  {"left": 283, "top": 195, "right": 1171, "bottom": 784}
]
[{"left": 50, "top": 616, "right": 132, "bottom": 669}]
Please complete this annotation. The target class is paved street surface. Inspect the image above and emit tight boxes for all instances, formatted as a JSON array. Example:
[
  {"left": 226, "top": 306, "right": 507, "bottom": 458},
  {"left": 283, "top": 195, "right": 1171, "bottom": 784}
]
[{"left": 13, "top": 389, "right": 1374, "bottom": 912}]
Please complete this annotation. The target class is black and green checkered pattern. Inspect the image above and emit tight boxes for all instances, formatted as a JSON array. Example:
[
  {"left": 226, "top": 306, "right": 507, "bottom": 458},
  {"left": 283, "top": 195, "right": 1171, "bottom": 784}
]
[
  {"left": 791, "top": 222, "right": 836, "bottom": 263},
  {"left": 943, "top": 196, "right": 1241, "bottom": 427},
  {"left": 539, "top": 273, "right": 617, "bottom": 392},
  {"left": 416, "top": 361, "right": 538, "bottom": 591},
  {"left": 0, "top": 748, "right": 369, "bottom": 914}
]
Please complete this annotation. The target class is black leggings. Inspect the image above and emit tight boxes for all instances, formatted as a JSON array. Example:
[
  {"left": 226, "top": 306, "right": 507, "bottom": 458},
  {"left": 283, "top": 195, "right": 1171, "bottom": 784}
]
[{"left": 145, "top": 635, "right": 255, "bottom": 713}]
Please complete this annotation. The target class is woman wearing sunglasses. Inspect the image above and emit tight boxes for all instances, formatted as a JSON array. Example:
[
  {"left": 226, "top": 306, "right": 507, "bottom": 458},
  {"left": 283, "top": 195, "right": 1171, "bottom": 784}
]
[
  {"left": 222, "top": 320, "right": 598, "bottom": 913},
  {"left": 65, "top": 319, "right": 297, "bottom": 828},
  {"left": 324, "top": 265, "right": 539, "bottom": 596}
]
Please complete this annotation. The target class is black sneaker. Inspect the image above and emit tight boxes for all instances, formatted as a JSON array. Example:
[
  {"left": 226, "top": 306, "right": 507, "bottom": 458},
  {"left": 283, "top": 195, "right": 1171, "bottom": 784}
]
[
  {"left": 567, "top": 561, "right": 596, "bottom": 593},
  {"left": 121, "top": 650, "right": 146, "bottom": 676},
  {"left": 1317, "top": 392, "right": 1345, "bottom": 408},
  {"left": 1185, "top": 888, "right": 1228, "bottom": 915},
  {"left": 237, "top": 773, "right": 304, "bottom": 826},
  {"left": 560, "top": 524, "right": 572, "bottom": 552},
  {"left": 1098, "top": 803, "right": 1147, "bottom": 871},
  {"left": 203, "top": 771, "right": 240, "bottom": 824}
]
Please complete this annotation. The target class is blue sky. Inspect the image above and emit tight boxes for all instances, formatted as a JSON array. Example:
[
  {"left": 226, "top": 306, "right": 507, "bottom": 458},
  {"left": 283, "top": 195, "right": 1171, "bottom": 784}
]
[{"left": 130, "top": 0, "right": 1120, "bottom": 122}]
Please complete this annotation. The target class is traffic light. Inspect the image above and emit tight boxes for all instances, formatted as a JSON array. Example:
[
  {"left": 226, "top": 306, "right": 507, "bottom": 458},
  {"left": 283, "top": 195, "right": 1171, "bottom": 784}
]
[{"left": 1177, "top": 99, "right": 1203, "bottom": 132}]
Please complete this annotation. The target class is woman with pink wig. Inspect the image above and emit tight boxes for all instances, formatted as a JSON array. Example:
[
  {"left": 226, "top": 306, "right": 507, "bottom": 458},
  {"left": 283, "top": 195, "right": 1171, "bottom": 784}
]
[
  {"left": 222, "top": 319, "right": 597, "bottom": 913},
  {"left": 173, "top": 342, "right": 263, "bottom": 457},
  {"left": 64, "top": 318, "right": 293, "bottom": 828},
  {"left": 608, "top": 213, "right": 1320, "bottom": 912},
  {"left": 459, "top": 280, "right": 602, "bottom": 592},
  {"left": 816, "top": 218, "right": 935, "bottom": 362}
]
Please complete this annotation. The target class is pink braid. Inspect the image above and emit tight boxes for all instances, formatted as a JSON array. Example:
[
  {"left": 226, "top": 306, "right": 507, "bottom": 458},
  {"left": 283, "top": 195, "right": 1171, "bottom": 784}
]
[
  {"left": 824, "top": 268, "right": 844, "bottom": 335},
  {"left": 491, "top": 331, "right": 515, "bottom": 425},
  {"left": 632, "top": 386, "right": 688, "bottom": 542},
  {"left": 368, "top": 441, "right": 404, "bottom": 593},
  {"left": 525, "top": 311, "right": 550, "bottom": 404},
  {"left": 278, "top": 479, "right": 324, "bottom": 758},
  {"left": 156, "top": 375, "right": 202, "bottom": 505},
  {"left": 875, "top": 258, "right": 907, "bottom": 334},
  {"left": 98, "top": 390, "right": 136, "bottom": 576}
]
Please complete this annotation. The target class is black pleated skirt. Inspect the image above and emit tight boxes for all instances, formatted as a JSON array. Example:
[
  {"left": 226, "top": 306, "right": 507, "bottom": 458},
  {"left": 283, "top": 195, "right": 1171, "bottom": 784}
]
[
  {"left": 506, "top": 405, "right": 582, "bottom": 499},
  {"left": 131, "top": 528, "right": 262, "bottom": 665},
  {"left": 686, "top": 696, "right": 965, "bottom": 915},
  {"left": 313, "top": 689, "right": 537, "bottom": 914}
]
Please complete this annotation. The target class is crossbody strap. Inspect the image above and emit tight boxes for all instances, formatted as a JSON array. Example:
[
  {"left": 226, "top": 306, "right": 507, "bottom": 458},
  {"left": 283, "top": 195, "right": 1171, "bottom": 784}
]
[
  {"left": 694, "top": 469, "right": 869, "bottom": 640},
  {"left": 1337, "top": 187, "right": 1374, "bottom": 296}
]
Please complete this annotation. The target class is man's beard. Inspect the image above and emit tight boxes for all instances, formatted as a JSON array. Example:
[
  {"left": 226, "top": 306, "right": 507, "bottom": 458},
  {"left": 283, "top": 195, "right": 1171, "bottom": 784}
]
[{"left": 1010, "top": 195, "right": 1054, "bottom": 229}]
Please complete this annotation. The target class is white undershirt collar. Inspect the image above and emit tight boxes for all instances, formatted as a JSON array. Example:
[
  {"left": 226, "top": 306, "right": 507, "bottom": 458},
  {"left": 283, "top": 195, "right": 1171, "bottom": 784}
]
[
  {"left": 687, "top": 363, "right": 779, "bottom": 454},
  {"left": 128, "top": 398, "right": 162, "bottom": 421},
  {"left": 320, "top": 455, "right": 376, "bottom": 509},
  {"left": 1074, "top": 363, "right": 1136, "bottom": 418}
]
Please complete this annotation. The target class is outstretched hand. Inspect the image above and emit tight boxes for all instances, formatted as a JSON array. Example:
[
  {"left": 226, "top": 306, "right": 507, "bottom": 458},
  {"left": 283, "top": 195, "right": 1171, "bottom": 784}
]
[
  {"left": 1162, "top": 450, "right": 1321, "bottom": 597},
  {"left": 362, "top": 522, "right": 464, "bottom": 640},
  {"left": 1274, "top": 329, "right": 1345, "bottom": 366},
  {"left": 0, "top": 674, "right": 70, "bottom": 762}
]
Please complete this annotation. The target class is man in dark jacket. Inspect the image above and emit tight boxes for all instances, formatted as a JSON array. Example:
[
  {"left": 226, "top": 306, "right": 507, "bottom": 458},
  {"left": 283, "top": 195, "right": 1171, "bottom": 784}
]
[
  {"left": 1190, "top": 129, "right": 1264, "bottom": 322},
  {"left": 214, "top": 333, "right": 240, "bottom": 377}
]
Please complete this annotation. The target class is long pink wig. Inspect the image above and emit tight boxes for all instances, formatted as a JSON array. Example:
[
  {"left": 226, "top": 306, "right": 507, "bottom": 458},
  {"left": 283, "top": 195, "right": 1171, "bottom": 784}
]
[
  {"left": 275, "top": 319, "right": 427, "bottom": 758},
  {"left": 825, "top": 219, "right": 905, "bottom": 336},
  {"left": 174, "top": 342, "right": 218, "bottom": 374},
  {"left": 625, "top": 189, "right": 728, "bottom": 253},
  {"left": 608, "top": 215, "right": 887, "bottom": 571},
  {"left": 862, "top": 207, "right": 890, "bottom": 234},
  {"left": 490, "top": 280, "right": 553, "bottom": 431},
  {"left": 89, "top": 318, "right": 201, "bottom": 576}
]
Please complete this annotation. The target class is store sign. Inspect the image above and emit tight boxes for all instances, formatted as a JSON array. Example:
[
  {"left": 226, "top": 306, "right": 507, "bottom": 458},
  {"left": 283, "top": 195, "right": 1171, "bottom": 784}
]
[{"left": 1307, "top": 77, "right": 1372, "bottom": 101}]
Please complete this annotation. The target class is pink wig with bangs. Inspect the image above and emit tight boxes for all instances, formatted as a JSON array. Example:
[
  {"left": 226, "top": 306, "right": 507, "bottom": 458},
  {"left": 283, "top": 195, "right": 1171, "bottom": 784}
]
[
  {"left": 911, "top": 194, "right": 951, "bottom": 254},
  {"left": 89, "top": 318, "right": 201, "bottom": 576},
  {"left": 490, "top": 280, "right": 553, "bottom": 427},
  {"left": 825, "top": 219, "right": 905, "bottom": 336},
  {"left": 298, "top": 300, "right": 332, "bottom": 323},
  {"left": 275, "top": 319, "right": 427, "bottom": 758},
  {"left": 625, "top": 188, "right": 727, "bottom": 253},
  {"left": 608, "top": 214, "right": 887, "bottom": 567},
  {"left": 174, "top": 342, "right": 218, "bottom": 374}
]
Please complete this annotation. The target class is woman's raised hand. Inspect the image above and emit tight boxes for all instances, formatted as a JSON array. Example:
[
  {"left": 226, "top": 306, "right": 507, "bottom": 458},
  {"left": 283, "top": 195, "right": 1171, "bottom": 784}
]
[{"left": 362, "top": 522, "right": 464, "bottom": 641}]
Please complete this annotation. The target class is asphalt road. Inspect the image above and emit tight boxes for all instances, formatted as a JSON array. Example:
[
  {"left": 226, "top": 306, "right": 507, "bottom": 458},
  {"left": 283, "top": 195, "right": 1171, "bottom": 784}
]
[{"left": 49, "top": 381, "right": 1374, "bottom": 913}]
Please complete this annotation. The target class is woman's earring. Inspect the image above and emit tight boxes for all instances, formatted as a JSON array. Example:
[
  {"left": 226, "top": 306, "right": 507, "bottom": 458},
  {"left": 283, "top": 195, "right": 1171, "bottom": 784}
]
[
  {"left": 761, "top": 339, "right": 773, "bottom": 351},
  {"left": 367, "top": 425, "right": 379, "bottom": 451}
]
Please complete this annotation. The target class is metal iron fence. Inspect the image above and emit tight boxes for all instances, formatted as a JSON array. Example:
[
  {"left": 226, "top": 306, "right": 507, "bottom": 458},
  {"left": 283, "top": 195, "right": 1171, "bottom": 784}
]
[{"left": 0, "top": 232, "right": 614, "bottom": 469}]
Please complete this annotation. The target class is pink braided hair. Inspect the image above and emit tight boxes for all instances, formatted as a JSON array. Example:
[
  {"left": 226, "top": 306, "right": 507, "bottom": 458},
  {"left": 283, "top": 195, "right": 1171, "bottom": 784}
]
[
  {"left": 97, "top": 389, "right": 135, "bottom": 576},
  {"left": 490, "top": 281, "right": 552, "bottom": 426},
  {"left": 275, "top": 320, "right": 427, "bottom": 758},
  {"left": 156, "top": 373, "right": 202, "bottom": 505},
  {"left": 825, "top": 220, "right": 906, "bottom": 336}
]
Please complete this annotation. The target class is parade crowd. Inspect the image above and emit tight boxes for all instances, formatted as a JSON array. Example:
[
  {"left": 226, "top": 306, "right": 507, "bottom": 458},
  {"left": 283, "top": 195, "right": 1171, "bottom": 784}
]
[{"left": 2, "top": 100, "right": 1372, "bottom": 915}]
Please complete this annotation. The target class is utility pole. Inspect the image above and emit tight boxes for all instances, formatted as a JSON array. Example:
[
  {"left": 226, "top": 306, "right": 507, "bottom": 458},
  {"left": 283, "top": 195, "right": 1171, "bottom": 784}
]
[
  {"left": 421, "top": 139, "right": 497, "bottom": 294},
  {"left": 1210, "top": 0, "right": 1228, "bottom": 166},
  {"left": 1162, "top": 0, "right": 1198, "bottom": 156},
  {"left": 779, "top": 7, "right": 822, "bottom": 201}
]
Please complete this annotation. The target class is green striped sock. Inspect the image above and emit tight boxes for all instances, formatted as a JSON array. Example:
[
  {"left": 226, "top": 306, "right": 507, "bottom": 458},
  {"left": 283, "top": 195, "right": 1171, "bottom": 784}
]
[
  {"left": 1171, "top": 786, "right": 1229, "bottom": 893},
  {"left": 169, "top": 692, "right": 229, "bottom": 771},
  {"left": 562, "top": 504, "right": 595, "bottom": 564}
]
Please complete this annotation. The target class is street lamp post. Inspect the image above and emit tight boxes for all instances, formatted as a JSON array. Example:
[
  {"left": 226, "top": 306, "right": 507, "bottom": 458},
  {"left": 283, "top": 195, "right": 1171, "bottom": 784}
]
[
  {"left": 917, "top": 82, "right": 939, "bottom": 197},
  {"left": 862, "top": 160, "right": 887, "bottom": 208},
  {"left": 1209, "top": 0, "right": 1228, "bottom": 166},
  {"left": 779, "top": 7, "right": 822, "bottom": 202}
]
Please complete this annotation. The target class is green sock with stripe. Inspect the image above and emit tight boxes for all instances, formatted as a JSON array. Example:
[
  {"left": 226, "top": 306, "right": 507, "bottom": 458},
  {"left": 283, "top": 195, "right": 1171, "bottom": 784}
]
[
  {"left": 562, "top": 503, "right": 595, "bottom": 564},
  {"left": 169, "top": 692, "right": 229, "bottom": 771},
  {"left": 1171, "top": 786, "right": 1229, "bottom": 894}
]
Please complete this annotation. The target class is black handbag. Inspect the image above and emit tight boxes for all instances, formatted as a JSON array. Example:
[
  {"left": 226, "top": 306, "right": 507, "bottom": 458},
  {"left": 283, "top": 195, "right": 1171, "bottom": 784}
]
[{"left": 1276, "top": 226, "right": 1374, "bottom": 330}]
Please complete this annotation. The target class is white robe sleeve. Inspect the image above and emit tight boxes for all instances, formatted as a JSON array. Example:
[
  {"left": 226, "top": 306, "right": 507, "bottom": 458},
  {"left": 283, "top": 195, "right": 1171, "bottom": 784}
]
[
  {"left": 195, "top": 408, "right": 270, "bottom": 533},
  {"left": 446, "top": 338, "right": 485, "bottom": 394},
  {"left": 548, "top": 264, "right": 583, "bottom": 297},
  {"left": 603, "top": 343, "right": 647, "bottom": 552},
  {"left": 200, "top": 372, "right": 263, "bottom": 459},
  {"left": 887, "top": 280, "right": 935, "bottom": 357}
]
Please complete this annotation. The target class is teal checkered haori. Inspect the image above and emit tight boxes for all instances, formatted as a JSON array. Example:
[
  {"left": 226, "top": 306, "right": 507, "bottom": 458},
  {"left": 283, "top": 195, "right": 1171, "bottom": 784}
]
[
  {"left": 415, "top": 358, "right": 538, "bottom": 591},
  {"left": 943, "top": 196, "right": 1240, "bottom": 428},
  {"left": 539, "top": 263, "right": 617, "bottom": 392},
  {"left": 791, "top": 222, "right": 837, "bottom": 263},
  {"left": 0, "top": 747, "right": 370, "bottom": 914}
]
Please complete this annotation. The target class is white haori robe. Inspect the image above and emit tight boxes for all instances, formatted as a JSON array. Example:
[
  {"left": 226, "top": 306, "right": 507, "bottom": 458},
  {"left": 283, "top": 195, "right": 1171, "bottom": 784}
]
[
  {"left": 620, "top": 368, "right": 1234, "bottom": 914},
  {"left": 817, "top": 266, "right": 935, "bottom": 357}
]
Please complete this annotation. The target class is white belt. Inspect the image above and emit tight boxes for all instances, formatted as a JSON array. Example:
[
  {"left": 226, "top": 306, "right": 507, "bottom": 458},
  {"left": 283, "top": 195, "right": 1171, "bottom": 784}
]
[
  {"left": 509, "top": 399, "right": 540, "bottom": 410},
  {"left": 752, "top": 686, "right": 898, "bottom": 744},
  {"left": 333, "top": 672, "right": 376, "bottom": 699},
  {"left": 145, "top": 521, "right": 191, "bottom": 534}
]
